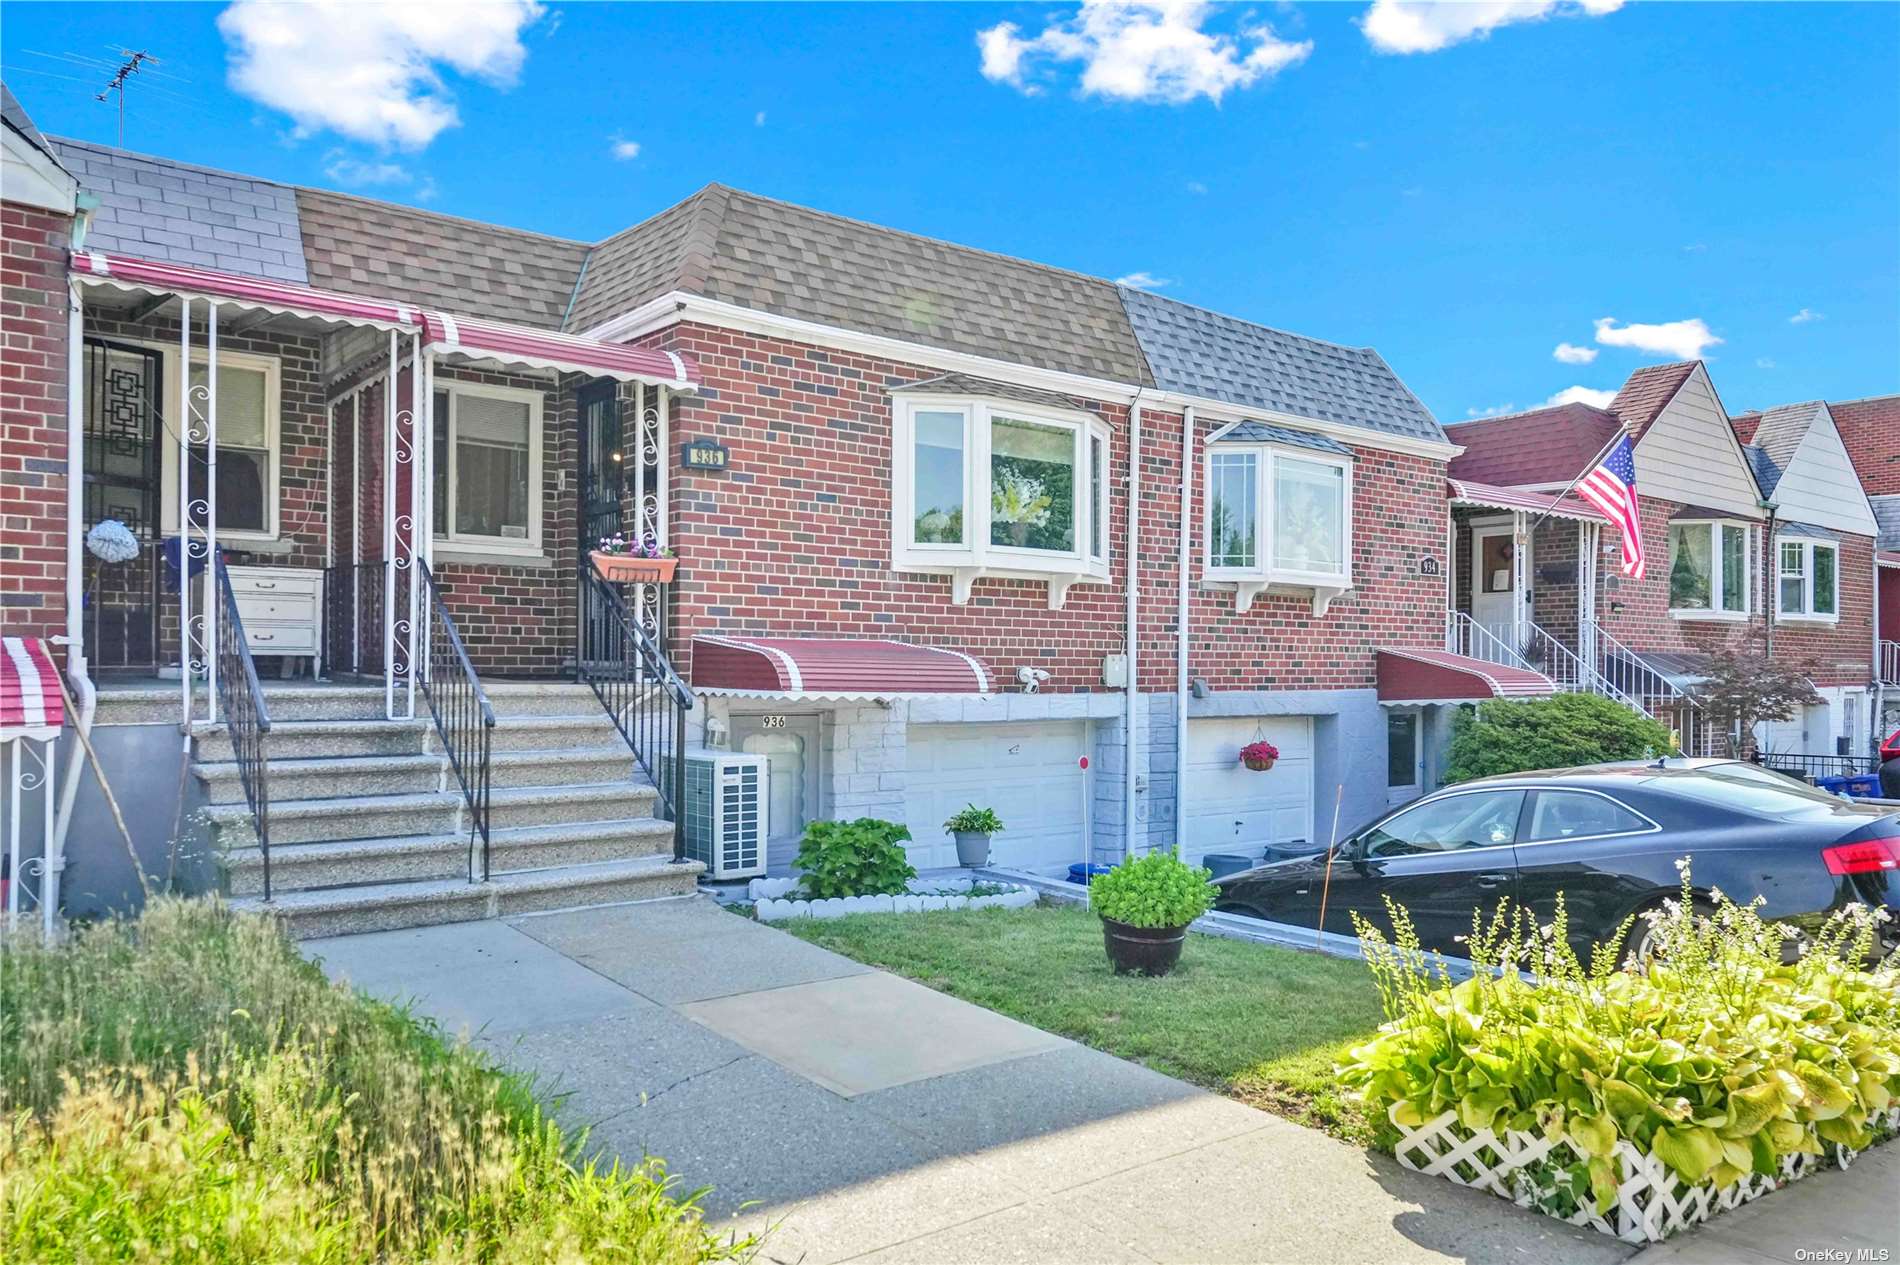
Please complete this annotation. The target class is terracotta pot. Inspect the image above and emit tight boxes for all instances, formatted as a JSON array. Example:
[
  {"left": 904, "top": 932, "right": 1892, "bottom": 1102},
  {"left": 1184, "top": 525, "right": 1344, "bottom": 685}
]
[
  {"left": 591, "top": 551, "right": 678, "bottom": 584},
  {"left": 1101, "top": 917, "right": 1188, "bottom": 976},
  {"left": 1242, "top": 755, "right": 1276, "bottom": 772}
]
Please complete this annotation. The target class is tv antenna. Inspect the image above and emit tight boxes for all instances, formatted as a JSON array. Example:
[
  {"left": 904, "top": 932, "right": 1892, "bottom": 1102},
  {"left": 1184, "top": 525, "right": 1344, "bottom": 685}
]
[{"left": 96, "top": 49, "right": 157, "bottom": 146}]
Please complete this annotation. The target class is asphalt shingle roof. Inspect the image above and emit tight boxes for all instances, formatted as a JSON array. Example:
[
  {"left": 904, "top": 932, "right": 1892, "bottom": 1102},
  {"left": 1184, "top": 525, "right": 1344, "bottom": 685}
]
[
  {"left": 1742, "top": 443, "right": 1783, "bottom": 498},
  {"left": 1870, "top": 494, "right": 1900, "bottom": 552},
  {"left": 51, "top": 137, "right": 307, "bottom": 283},
  {"left": 1749, "top": 400, "right": 1825, "bottom": 471},
  {"left": 1607, "top": 361, "right": 1697, "bottom": 436},
  {"left": 3, "top": 84, "right": 64, "bottom": 168},
  {"left": 1119, "top": 286, "right": 1443, "bottom": 444},
  {"left": 1445, "top": 402, "right": 1622, "bottom": 486},
  {"left": 1210, "top": 420, "right": 1351, "bottom": 456}
]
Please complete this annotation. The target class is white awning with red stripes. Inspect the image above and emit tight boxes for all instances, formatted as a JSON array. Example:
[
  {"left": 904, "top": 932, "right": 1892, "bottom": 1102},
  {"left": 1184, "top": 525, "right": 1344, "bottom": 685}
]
[
  {"left": 692, "top": 636, "right": 993, "bottom": 700},
  {"left": 1448, "top": 478, "right": 1608, "bottom": 524},
  {"left": 1, "top": 637, "right": 65, "bottom": 740}
]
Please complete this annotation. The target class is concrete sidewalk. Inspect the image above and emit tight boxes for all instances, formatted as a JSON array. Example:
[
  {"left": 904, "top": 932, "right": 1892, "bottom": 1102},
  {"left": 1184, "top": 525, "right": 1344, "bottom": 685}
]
[
  {"left": 1629, "top": 1144, "right": 1899, "bottom": 1265},
  {"left": 308, "top": 897, "right": 1685, "bottom": 1263}
]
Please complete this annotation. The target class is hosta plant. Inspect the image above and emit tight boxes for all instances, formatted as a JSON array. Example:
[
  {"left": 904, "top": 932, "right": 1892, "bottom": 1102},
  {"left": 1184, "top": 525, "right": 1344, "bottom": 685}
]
[{"left": 1338, "top": 864, "right": 1900, "bottom": 1217}]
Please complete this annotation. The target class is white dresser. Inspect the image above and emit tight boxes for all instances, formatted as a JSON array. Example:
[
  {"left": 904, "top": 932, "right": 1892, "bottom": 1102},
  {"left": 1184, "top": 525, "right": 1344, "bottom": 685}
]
[{"left": 225, "top": 564, "right": 323, "bottom": 676}]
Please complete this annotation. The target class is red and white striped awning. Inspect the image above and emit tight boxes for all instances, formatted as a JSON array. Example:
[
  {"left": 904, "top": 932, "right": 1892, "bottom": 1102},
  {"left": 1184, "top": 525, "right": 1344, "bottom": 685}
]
[
  {"left": 1376, "top": 647, "right": 1556, "bottom": 704},
  {"left": 692, "top": 636, "right": 993, "bottom": 700},
  {"left": 1, "top": 637, "right": 65, "bottom": 740},
  {"left": 420, "top": 312, "right": 698, "bottom": 389},
  {"left": 1449, "top": 478, "right": 1608, "bottom": 524},
  {"left": 71, "top": 250, "right": 699, "bottom": 391}
]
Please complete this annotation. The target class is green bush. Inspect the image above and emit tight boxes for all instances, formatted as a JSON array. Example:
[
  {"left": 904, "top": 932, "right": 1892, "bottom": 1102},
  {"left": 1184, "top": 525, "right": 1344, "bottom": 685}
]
[
  {"left": 1337, "top": 870, "right": 1900, "bottom": 1217},
  {"left": 1088, "top": 851, "right": 1216, "bottom": 929},
  {"left": 943, "top": 804, "right": 1004, "bottom": 835},
  {"left": 1444, "top": 692, "right": 1675, "bottom": 783},
  {"left": 0, "top": 898, "right": 756, "bottom": 1264},
  {"left": 792, "top": 818, "right": 917, "bottom": 899}
]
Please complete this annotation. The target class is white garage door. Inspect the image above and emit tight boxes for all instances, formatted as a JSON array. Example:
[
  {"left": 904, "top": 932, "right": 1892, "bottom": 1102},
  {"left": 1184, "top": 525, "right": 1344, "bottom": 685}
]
[
  {"left": 1183, "top": 717, "right": 1314, "bottom": 867},
  {"left": 906, "top": 722, "right": 1089, "bottom": 873}
]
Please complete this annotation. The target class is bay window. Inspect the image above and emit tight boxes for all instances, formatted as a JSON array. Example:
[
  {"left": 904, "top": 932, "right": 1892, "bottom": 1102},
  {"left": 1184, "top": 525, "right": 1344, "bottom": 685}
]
[
  {"left": 432, "top": 381, "right": 542, "bottom": 554},
  {"left": 891, "top": 392, "right": 1111, "bottom": 608},
  {"left": 1777, "top": 536, "right": 1838, "bottom": 620},
  {"left": 1203, "top": 437, "right": 1352, "bottom": 614},
  {"left": 1667, "top": 519, "right": 1751, "bottom": 617}
]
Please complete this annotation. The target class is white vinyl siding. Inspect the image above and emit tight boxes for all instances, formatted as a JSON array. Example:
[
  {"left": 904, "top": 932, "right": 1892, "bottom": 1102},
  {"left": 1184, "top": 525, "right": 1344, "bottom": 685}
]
[
  {"left": 1632, "top": 366, "right": 1763, "bottom": 520},
  {"left": 1760, "top": 409, "right": 1880, "bottom": 538}
]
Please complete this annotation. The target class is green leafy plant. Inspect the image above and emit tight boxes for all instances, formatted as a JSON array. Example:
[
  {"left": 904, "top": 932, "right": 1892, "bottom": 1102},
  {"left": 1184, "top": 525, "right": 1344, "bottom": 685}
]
[
  {"left": 943, "top": 805, "right": 1004, "bottom": 835},
  {"left": 1444, "top": 692, "right": 1676, "bottom": 783},
  {"left": 1088, "top": 851, "right": 1216, "bottom": 929},
  {"left": 792, "top": 818, "right": 918, "bottom": 899},
  {"left": 1338, "top": 864, "right": 1900, "bottom": 1216}
]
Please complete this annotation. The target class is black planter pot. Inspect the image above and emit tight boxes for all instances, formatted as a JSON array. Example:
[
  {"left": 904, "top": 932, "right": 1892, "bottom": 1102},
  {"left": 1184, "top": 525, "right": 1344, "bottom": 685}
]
[{"left": 1101, "top": 917, "right": 1188, "bottom": 976}]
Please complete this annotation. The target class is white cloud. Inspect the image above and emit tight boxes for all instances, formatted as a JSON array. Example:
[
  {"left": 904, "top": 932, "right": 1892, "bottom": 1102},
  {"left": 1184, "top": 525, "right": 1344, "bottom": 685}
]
[
  {"left": 1553, "top": 342, "right": 1597, "bottom": 365},
  {"left": 1186, "top": 179, "right": 1208, "bottom": 194},
  {"left": 1592, "top": 316, "right": 1722, "bottom": 360},
  {"left": 610, "top": 136, "right": 641, "bottom": 161},
  {"left": 1682, "top": 242, "right": 1708, "bottom": 253},
  {"left": 1466, "top": 402, "right": 1516, "bottom": 419},
  {"left": 323, "top": 152, "right": 410, "bottom": 186},
  {"left": 1755, "top": 357, "right": 1777, "bottom": 370},
  {"left": 1546, "top": 385, "right": 1617, "bottom": 408},
  {"left": 1359, "top": 0, "right": 1624, "bottom": 55},
  {"left": 755, "top": 110, "right": 767, "bottom": 126},
  {"left": 1789, "top": 307, "right": 1823, "bottom": 324},
  {"left": 1115, "top": 270, "right": 1172, "bottom": 290},
  {"left": 219, "top": 0, "right": 544, "bottom": 150},
  {"left": 977, "top": 1, "right": 1311, "bottom": 105}
]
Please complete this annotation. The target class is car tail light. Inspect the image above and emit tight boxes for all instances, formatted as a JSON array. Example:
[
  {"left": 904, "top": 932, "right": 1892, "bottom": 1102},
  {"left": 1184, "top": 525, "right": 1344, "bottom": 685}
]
[
  {"left": 1823, "top": 835, "right": 1900, "bottom": 875},
  {"left": 1881, "top": 729, "right": 1900, "bottom": 762}
]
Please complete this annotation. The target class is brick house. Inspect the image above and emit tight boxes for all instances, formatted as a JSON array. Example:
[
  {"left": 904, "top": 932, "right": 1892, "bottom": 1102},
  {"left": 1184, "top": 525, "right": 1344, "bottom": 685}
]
[{"left": 1443, "top": 360, "right": 1882, "bottom": 760}]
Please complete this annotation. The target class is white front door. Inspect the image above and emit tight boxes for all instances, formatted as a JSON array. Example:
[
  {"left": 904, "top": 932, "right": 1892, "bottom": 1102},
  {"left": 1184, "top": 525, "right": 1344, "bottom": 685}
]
[
  {"left": 1386, "top": 709, "right": 1423, "bottom": 808},
  {"left": 905, "top": 722, "right": 1089, "bottom": 871},
  {"left": 1182, "top": 717, "right": 1315, "bottom": 865},
  {"left": 1471, "top": 524, "right": 1519, "bottom": 659},
  {"left": 735, "top": 713, "right": 822, "bottom": 863}
]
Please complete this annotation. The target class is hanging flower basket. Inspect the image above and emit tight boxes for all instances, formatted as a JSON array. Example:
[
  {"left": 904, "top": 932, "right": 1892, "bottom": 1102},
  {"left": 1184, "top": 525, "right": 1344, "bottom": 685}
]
[
  {"left": 591, "top": 533, "right": 676, "bottom": 584},
  {"left": 1239, "top": 741, "right": 1279, "bottom": 772}
]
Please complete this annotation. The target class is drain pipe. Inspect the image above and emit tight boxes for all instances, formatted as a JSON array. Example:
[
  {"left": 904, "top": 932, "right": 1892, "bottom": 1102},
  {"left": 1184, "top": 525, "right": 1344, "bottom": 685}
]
[
  {"left": 1124, "top": 392, "right": 1146, "bottom": 862},
  {"left": 1174, "top": 406, "right": 1194, "bottom": 851}
]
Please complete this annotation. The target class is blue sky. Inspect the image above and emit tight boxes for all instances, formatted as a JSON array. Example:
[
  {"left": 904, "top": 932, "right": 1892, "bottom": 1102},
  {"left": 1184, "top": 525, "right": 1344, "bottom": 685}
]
[{"left": 5, "top": 2, "right": 1895, "bottom": 421}]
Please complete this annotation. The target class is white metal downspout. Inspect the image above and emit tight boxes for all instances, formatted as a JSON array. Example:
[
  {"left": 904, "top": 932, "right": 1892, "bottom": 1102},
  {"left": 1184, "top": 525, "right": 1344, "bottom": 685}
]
[
  {"left": 49, "top": 280, "right": 92, "bottom": 933},
  {"left": 1174, "top": 405, "right": 1193, "bottom": 852},
  {"left": 1124, "top": 394, "right": 1144, "bottom": 862}
]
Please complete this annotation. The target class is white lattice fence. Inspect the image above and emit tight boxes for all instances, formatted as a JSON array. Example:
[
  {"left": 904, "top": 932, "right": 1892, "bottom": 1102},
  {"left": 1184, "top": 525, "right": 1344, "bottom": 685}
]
[{"left": 1394, "top": 1107, "right": 1900, "bottom": 1244}]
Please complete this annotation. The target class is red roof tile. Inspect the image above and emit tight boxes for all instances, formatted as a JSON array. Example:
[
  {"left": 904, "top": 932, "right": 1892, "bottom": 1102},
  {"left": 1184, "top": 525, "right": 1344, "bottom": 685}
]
[
  {"left": 1446, "top": 403, "right": 1621, "bottom": 485},
  {"left": 1730, "top": 412, "right": 1762, "bottom": 444},
  {"left": 1609, "top": 361, "right": 1697, "bottom": 436}
]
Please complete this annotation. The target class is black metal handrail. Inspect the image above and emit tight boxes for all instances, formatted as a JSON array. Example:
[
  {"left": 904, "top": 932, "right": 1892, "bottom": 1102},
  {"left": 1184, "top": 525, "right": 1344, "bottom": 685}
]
[
  {"left": 417, "top": 561, "right": 497, "bottom": 882},
  {"left": 213, "top": 558, "right": 273, "bottom": 899},
  {"left": 1753, "top": 751, "right": 1878, "bottom": 782},
  {"left": 578, "top": 568, "right": 693, "bottom": 860}
]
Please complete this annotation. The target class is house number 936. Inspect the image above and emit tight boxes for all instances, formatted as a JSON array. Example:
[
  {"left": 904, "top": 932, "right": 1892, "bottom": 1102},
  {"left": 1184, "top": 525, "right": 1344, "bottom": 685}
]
[{"left": 761, "top": 715, "right": 787, "bottom": 729}]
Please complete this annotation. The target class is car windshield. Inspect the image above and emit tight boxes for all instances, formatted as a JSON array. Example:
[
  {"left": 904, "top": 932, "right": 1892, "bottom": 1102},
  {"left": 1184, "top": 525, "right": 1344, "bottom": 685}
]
[{"left": 1647, "top": 769, "right": 1859, "bottom": 821}]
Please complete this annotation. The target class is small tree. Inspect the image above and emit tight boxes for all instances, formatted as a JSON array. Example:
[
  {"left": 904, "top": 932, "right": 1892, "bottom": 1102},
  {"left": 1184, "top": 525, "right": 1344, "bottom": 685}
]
[
  {"left": 1445, "top": 693, "right": 1676, "bottom": 783},
  {"left": 1687, "top": 648, "right": 1821, "bottom": 757}
]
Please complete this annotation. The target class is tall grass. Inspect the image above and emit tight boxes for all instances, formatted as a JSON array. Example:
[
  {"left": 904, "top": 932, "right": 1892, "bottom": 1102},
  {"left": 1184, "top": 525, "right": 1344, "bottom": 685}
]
[{"left": 1, "top": 898, "right": 757, "bottom": 1264}]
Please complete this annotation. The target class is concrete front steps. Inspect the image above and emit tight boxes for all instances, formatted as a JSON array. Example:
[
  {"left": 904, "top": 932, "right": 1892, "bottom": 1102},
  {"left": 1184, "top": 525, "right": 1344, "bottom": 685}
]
[{"left": 185, "top": 680, "right": 700, "bottom": 937}]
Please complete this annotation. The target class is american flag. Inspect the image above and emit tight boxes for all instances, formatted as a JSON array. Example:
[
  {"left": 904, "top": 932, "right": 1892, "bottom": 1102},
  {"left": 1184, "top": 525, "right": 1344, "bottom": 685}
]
[{"left": 1576, "top": 435, "right": 1645, "bottom": 578}]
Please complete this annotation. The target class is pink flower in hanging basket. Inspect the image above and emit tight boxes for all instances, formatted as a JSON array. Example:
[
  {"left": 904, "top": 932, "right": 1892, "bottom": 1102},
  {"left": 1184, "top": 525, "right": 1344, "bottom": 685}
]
[{"left": 1239, "top": 740, "right": 1280, "bottom": 771}]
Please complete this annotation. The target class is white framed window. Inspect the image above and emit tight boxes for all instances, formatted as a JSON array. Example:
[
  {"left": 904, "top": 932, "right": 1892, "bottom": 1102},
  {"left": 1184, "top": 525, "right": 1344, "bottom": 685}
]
[
  {"left": 1776, "top": 536, "right": 1838, "bottom": 621},
  {"left": 1202, "top": 441, "right": 1352, "bottom": 614},
  {"left": 431, "top": 381, "right": 543, "bottom": 555},
  {"left": 890, "top": 394, "right": 1111, "bottom": 608},
  {"left": 159, "top": 347, "right": 282, "bottom": 540},
  {"left": 1666, "top": 519, "right": 1752, "bottom": 619}
]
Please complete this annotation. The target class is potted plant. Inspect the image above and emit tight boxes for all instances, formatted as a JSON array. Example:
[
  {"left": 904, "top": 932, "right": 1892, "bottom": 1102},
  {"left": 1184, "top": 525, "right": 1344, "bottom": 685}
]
[
  {"left": 1088, "top": 851, "right": 1215, "bottom": 976},
  {"left": 1239, "top": 740, "right": 1279, "bottom": 772},
  {"left": 942, "top": 804, "right": 1004, "bottom": 867},
  {"left": 590, "top": 533, "right": 678, "bottom": 584}
]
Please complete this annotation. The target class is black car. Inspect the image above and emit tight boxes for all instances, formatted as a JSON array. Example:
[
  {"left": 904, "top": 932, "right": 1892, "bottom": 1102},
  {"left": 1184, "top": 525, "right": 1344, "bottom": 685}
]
[{"left": 1212, "top": 762, "right": 1900, "bottom": 961}]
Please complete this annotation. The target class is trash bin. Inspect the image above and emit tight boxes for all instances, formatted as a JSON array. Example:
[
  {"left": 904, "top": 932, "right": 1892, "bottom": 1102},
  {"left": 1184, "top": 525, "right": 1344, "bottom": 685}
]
[
  {"left": 1067, "top": 862, "right": 1117, "bottom": 884},
  {"left": 1201, "top": 853, "right": 1257, "bottom": 881},
  {"left": 1265, "top": 840, "right": 1327, "bottom": 863},
  {"left": 1817, "top": 774, "right": 1880, "bottom": 799}
]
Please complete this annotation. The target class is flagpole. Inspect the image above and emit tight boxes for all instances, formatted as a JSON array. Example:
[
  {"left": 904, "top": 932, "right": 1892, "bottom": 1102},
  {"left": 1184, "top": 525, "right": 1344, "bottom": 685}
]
[{"left": 1522, "top": 426, "right": 1630, "bottom": 539}]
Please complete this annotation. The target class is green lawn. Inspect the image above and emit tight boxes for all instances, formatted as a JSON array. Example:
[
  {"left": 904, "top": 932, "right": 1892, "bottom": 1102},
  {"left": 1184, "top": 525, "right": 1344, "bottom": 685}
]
[{"left": 784, "top": 902, "right": 1388, "bottom": 1143}]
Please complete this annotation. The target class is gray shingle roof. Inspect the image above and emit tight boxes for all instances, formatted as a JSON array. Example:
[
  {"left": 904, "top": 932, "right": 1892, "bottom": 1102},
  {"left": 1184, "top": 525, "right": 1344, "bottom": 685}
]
[
  {"left": 568, "top": 184, "right": 1155, "bottom": 385},
  {"left": 3, "top": 83, "right": 64, "bottom": 169},
  {"left": 1871, "top": 494, "right": 1900, "bottom": 552},
  {"left": 1210, "top": 420, "right": 1350, "bottom": 456},
  {"left": 1117, "top": 286, "right": 1444, "bottom": 445},
  {"left": 51, "top": 138, "right": 307, "bottom": 283},
  {"left": 1750, "top": 400, "right": 1825, "bottom": 472},
  {"left": 296, "top": 188, "right": 587, "bottom": 329},
  {"left": 1776, "top": 521, "right": 1837, "bottom": 541},
  {"left": 891, "top": 372, "right": 1101, "bottom": 417},
  {"left": 1742, "top": 443, "right": 1783, "bottom": 497}
]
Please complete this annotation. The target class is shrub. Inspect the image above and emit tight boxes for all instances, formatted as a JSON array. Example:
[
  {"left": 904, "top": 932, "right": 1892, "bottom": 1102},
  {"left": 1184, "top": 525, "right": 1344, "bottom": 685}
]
[
  {"left": 1337, "top": 868, "right": 1900, "bottom": 1216},
  {"left": 1088, "top": 851, "right": 1216, "bottom": 929},
  {"left": 943, "top": 804, "right": 1004, "bottom": 835},
  {"left": 792, "top": 818, "right": 917, "bottom": 899},
  {"left": 0, "top": 897, "right": 756, "bottom": 1264},
  {"left": 1444, "top": 692, "right": 1675, "bottom": 783}
]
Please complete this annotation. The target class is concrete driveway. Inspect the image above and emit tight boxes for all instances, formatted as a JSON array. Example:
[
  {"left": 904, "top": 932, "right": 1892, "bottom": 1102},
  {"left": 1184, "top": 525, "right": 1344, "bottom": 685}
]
[{"left": 309, "top": 895, "right": 1634, "bottom": 1265}]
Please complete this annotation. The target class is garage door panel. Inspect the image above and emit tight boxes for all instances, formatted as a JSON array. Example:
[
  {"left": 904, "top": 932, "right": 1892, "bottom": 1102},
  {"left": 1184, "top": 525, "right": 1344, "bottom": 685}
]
[
  {"left": 906, "top": 722, "right": 1088, "bottom": 873},
  {"left": 1184, "top": 717, "right": 1315, "bottom": 867}
]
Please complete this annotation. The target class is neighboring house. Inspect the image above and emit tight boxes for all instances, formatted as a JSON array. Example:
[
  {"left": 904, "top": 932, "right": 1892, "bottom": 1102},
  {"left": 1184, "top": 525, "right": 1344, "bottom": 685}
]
[
  {"left": 4, "top": 84, "right": 1525, "bottom": 929},
  {"left": 1444, "top": 361, "right": 1879, "bottom": 759}
]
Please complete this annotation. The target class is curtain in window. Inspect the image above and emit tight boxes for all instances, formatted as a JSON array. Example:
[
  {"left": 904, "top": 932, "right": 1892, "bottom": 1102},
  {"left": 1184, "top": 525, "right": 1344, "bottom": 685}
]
[
  {"left": 452, "top": 394, "right": 531, "bottom": 539},
  {"left": 1668, "top": 524, "right": 1712, "bottom": 609},
  {"left": 1272, "top": 457, "right": 1343, "bottom": 574},
  {"left": 186, "top": 363, "right": 269, "bottom": 532}
]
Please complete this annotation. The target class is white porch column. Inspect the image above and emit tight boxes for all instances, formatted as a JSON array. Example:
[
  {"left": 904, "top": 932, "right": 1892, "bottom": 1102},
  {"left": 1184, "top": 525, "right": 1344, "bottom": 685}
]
[
  {"left": 383, "top": 331, "right": 397, "bottom": 718},
  {"left": 351, "top": 392, "right": 361, "bottom": 673},
  {"left": 1511, "top": 510, "right": 1528, "bottom": 653},
  {"left": 204, "top": 302, "right": 219, "bottom": 724},
  {"left": 405, "top": 331, "right": 422, "bottom": 719},
  {"left": 656, "top": 385, "right": 670, "bottom": 546}
]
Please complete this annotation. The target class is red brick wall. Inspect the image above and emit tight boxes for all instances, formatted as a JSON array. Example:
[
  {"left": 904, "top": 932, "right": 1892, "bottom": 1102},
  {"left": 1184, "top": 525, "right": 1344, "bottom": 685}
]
[
  {"left": 1597, "top": 497, "right": 1765, "bottom": 661},
  {"left": 1767, "top": 534, "right": 1876, "bottom": 688},
  {"left": 1, "top": 201, "right": 72, "bottom": 646},
  {"left": 1833, "top": 397, "right": 1900, "bottom": 497},
  {"left": 646, "top": 321, "right": 1450, "bottom": 692}
]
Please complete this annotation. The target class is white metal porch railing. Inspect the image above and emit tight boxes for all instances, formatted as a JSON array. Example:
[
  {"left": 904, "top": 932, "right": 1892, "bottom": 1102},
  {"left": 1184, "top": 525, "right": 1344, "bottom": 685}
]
[
  {"left": 1580, "top": 618, "right": 1724, "bottom": 756},
  {"left": 1882, "top": 639, "right": 1899, "bottom": 687},
  {"left": 1444, "top": 611, "right": 1535, "bottom": 671},
  {"left": 1516, "top": 622, "right": 1653, "bottom": 719}
]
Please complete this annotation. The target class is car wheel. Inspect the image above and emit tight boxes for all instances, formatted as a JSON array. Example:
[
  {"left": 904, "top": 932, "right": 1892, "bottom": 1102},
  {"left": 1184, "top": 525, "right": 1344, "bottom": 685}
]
[{"left": 1619, "top": 899, "right": 1712, "bottom": 969}]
